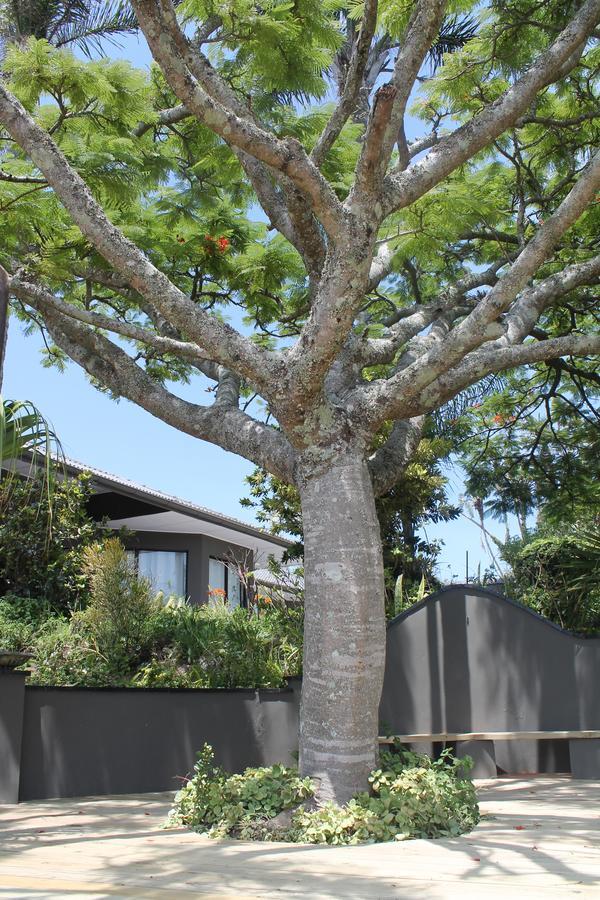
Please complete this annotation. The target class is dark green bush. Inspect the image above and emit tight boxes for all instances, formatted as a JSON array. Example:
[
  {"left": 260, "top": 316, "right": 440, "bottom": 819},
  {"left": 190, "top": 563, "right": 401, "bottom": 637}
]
[
  {"left": 503, "top": 522, "right": 600, "bottom": 634},
  {"left": 169, "top": 744, "right": 479, "bottom": 844},
  {"left": 0, "top": 472, "right": 102, "bottom": 615},
  {"left": 133, "top": 602, "right": 303, "bottom": 689}
]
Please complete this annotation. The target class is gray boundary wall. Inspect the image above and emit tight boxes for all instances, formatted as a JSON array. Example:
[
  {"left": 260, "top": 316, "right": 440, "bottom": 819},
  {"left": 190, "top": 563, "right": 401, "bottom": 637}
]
[
  {"left": 2, "top": 586, "right": 600, "bottom": 801},
  {"left": 381, "top": 586, "right": 600, "bottom": 776}
]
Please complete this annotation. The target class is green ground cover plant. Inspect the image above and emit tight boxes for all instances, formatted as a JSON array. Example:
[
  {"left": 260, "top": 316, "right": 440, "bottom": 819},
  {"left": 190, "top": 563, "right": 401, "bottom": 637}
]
[{"left": 169, "top": 744, "right": 479, "bottom": 845}]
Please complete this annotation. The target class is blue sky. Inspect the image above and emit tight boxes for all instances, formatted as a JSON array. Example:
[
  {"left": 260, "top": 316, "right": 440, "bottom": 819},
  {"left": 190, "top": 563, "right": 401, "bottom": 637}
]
[{"left": 4, "top": 28, "right": 512, "bottom": 581}]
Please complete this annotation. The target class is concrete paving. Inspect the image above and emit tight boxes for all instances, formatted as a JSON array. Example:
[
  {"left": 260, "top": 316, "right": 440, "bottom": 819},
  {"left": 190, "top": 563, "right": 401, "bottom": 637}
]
[{"left": 0, "top": 777, "right": 598, "bottom": 898}]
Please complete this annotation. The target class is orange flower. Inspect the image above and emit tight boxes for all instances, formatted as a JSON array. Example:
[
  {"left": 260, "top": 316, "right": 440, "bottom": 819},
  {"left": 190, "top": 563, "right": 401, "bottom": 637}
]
[{"left": 217, "top": 236, "right": 230, "bottom": 252}]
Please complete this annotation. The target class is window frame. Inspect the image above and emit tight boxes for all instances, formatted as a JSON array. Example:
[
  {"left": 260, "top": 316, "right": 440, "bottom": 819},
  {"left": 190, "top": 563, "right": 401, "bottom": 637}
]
[
  {"left": 127, "top": 547, "right": 189, "bottom": 598},
  {"left": 208, "top": 556, "right": 247, "bottom": 608}
]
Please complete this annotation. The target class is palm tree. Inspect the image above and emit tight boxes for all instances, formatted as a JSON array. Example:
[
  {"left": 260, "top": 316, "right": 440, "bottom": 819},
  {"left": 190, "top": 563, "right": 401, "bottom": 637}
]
[
  {"left": 2, "top": 1, "right": 137, "bottom": 58},
  {"left": 0, "top": 396, "right": 64, "bottom": 523},
  {"left": 0, "top": 397, "right": 60, "bottom": 463}
]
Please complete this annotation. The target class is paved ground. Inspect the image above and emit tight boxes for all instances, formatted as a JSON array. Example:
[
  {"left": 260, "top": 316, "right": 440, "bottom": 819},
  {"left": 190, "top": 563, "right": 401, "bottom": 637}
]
[{"left": 0, "top": 777, "right": 598, "bottom": 898}]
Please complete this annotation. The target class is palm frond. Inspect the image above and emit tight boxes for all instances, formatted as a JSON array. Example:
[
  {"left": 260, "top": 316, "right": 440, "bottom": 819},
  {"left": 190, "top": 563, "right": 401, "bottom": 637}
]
[
  {"left": 428, "top": 15, "right": 478, "bottom": 72},
  {"left": 0, "top": 396, "right": 64, "bottom": 526},
  {"left": 52, "top": 1, "right": 138, "bottom": 57}
]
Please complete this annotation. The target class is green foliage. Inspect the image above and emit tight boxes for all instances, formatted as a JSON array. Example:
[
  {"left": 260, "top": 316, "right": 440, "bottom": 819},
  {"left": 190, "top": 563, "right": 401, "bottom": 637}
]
[
  {"left": 3, "top": 2, "right": 137, "bottom": 58},
  {"left": 24, "top": 541, "right": 304, "bottom": 687},
  {"left": 392, "top": 573, "right": 426, "bottom": 617},
  {"left": 169, "top": 744, "right": 479, "bottom": 844},
  {"left": 502, "top": 520, "right": 600, "bottom": 635},
  {"left": 80, "top": 538, "right": 169, "bottom": 672},
  {"left": 0, "top": 595, "right": 43, "bottom": 650},
  {"left": 0, "top": 472, "right": 102, "bottom": 615},
  {"left": 133, "top": 601, "right": 303, "bottom": 689},
  {"left": 0, "top": 397, "right": 60, "bottom": 463},
  {"left": 26, "top": 538, "right": 170, "bottom": 684},
  {"left": 458, "top": 367, "right": 599, "bottom": 533}
]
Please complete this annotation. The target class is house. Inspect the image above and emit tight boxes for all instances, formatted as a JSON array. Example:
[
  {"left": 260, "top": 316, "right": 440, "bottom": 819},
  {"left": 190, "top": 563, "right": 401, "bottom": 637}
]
[{"left": 10, "top": 456, "right": 293, "bottom": 607}]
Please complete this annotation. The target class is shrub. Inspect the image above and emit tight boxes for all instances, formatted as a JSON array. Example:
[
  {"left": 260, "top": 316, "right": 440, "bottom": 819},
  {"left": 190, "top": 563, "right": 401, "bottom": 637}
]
[
  {"left": 169, "top": 744, "right": 479, "bottom": 844},
  {"left": 28, "top": 539, "right": 171, "bottom": 685},
  {"left": 159, "top": 600, "right": 303, "bottom": 688},
  {"left": 0, "top": 472, "right": 102, "bottom": 615},
  {"left": 26, "top": 617, "right": 119, "bottom": 686},
  {"left": 80, "top": 538, "right": 169, "bottom": 670},
  {"left": 502, "top": 522, "right": 600, "bottom": 634},
  {"left": 170, "top": 745, "right": 313, "bottom": 838}
]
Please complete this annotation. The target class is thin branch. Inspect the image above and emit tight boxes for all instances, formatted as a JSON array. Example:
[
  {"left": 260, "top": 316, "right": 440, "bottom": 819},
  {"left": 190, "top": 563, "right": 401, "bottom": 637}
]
[
  {"left": 42, "top": 305, "right": 297, "bottom": 482},
  {"left": 382, "top": 0, "right": 600, "bottom": 218},
  {"left": 311, "top": 0, "right": 378, "bottom": 168},
  {"left": 131, "top": 0, "right": 345, "bottom": 241}
]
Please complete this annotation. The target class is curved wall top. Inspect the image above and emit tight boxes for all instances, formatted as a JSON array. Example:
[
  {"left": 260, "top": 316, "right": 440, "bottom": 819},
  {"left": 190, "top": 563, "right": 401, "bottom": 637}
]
[{"left": 381, "top": 585, "right": 600, "bottom": 735}]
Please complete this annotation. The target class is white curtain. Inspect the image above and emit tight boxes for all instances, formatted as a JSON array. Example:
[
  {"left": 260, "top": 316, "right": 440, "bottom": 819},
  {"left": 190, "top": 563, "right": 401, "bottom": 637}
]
[{"left": 138, "top": 551, "right": 186, "bottom": 599}]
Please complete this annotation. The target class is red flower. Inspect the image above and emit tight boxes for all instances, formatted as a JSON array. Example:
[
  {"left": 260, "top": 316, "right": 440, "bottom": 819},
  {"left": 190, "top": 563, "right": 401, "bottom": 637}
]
[{"left": 217, "top": 236, "right": 230, "bottom": 252}]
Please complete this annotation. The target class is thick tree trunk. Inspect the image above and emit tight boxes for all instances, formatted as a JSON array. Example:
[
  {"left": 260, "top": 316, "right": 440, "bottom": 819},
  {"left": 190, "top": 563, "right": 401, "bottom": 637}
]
[{"left": 298, "top": 450, "right": 386, "bottom": 804}]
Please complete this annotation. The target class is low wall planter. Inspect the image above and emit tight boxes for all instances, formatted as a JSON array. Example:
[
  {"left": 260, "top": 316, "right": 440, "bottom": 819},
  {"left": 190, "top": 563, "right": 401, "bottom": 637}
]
[{"left": 0, "top": 650, "right": 32, "bottom": 670}]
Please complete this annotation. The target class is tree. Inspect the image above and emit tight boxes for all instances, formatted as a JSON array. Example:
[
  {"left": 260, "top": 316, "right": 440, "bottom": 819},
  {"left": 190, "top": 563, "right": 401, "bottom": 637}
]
[
  {"left": 459, "top": 365, "right": 599, "bottom": 532},
  {"left": 0, "top": 471, "right": 102, "bottom": 615},
  {"left": 0, "top": 1, "right": 138, "bottom": 386},
  {"left": 0, "top": 0, "right": 599, "bottom": 803},
  {"left": 0, "top": 2, "right": 137, "bottom": 57}
]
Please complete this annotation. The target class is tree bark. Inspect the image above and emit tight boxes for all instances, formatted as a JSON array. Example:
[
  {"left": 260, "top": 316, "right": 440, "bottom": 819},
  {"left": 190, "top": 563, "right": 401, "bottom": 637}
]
[
  {"left": 0, "top": 265, "right": 9, "bottom": 394},
  {"left": 298, "top": 449, "right": 386, "bottom": 804}
]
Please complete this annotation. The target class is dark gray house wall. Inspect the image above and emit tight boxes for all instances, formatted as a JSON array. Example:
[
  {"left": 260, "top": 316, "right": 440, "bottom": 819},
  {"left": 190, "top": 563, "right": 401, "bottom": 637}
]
[{"left": 124, "top": 531, "right": 252, "bottom": 606}]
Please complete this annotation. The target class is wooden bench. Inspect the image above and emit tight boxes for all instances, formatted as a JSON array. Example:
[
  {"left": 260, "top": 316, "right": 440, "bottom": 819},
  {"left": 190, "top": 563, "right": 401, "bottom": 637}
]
[{"left": 378, "top": 731, "right": 600, "bottom": 778}]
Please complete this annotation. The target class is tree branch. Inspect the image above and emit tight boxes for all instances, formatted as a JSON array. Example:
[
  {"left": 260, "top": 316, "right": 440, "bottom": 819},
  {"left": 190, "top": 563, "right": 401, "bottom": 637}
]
[
  {"left": 351, "top": 0, "right": 447, "bottom": 208},
  {"left": 368, "top": 416, "right": 425, "bottom": 496},
  {"left": 311, "top": 0, "right": 379, "bottom": 168},
  {"left": 131, "top": 0, "right": 346, "bottom": 241},
  {"left": 382, "top": 0, "right": 600, "bottom": 218},
  {"left": 360, "top": 148, "right": 600, "bottom": 425},
  {"left": 411, "top": 333, "right": 600, "bottom": 419},
  {"left": 0, "top": 81, "right": 276, "bottom": 391},
  {"left": 9, "top": 274, "right": 216, "bottom": 367},
  {"left": 505, "top": 254, "right": 600, "bottom": 343},
  {"left": 42, "top": 306, "right": 297, "bottom": 482}
]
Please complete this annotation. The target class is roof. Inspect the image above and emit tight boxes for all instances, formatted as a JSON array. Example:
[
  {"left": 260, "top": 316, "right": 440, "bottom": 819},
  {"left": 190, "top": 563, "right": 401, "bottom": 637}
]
[
  {"left": 11, "top": 454, "right": 292, "bottom": 551},
  {"left": 252, "top": 567, "right": 304, "bottom": 592}
]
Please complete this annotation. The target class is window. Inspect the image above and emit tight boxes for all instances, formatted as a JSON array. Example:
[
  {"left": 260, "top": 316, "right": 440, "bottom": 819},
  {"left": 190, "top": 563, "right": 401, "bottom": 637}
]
[
  {"left": 208, "top": 557, "right": 243, "bottom": 608},
  {"left": 127, "top": 550, "right": 187, "bottom": 600}
]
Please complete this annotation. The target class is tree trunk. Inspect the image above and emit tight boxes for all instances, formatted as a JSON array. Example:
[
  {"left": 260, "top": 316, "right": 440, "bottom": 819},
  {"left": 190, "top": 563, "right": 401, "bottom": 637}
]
[
  {"left": 298, "top": 450, "right": 386, "bottom": 804},
  {"left": 0, "top": 265, "right": 9, "bottom": 394}
]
